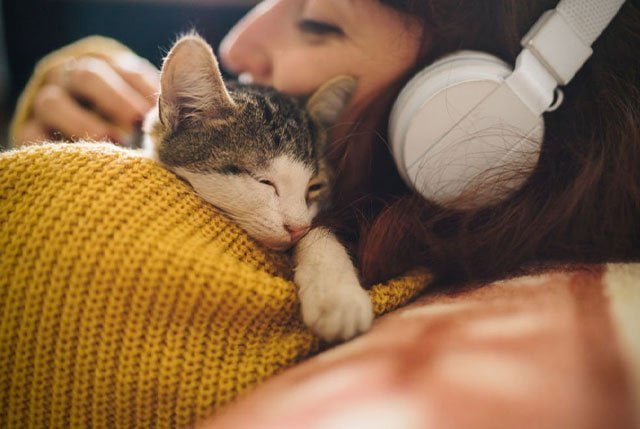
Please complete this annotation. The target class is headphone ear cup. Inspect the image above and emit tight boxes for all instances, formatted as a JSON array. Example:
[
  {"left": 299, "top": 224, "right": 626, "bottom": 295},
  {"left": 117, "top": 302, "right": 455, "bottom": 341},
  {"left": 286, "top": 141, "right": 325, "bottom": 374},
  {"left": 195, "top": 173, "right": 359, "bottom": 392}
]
[
  {"left": 390, "top": 51, "right": 513, "bottom": 180},
  {"left": 389, "top": 51, "right": 544, "bottom": 208}
]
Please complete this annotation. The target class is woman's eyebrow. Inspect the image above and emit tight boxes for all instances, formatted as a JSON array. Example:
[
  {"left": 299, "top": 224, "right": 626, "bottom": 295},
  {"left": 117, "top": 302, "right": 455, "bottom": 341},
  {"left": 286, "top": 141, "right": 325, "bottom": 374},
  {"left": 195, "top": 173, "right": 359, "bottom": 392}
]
[{"left": 326, "top": 0, "right": 357, "bottom": 24}]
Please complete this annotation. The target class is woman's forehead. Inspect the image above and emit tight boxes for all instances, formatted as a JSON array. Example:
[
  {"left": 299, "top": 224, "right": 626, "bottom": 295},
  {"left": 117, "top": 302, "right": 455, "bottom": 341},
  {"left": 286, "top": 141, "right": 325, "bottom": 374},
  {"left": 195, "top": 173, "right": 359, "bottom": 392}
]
[{"left": 306, "top": 0, "right": 400, "bottom": 17}]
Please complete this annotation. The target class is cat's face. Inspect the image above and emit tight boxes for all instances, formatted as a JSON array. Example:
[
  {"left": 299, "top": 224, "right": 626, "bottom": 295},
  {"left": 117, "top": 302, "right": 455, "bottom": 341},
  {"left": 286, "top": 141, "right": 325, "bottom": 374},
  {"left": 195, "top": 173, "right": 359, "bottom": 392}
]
[
  {"left": 144, "top": 34, "right": 354, "bottom": 250},
  {"left": 172, "top": 155, "right": 324, "bottom": 250}
]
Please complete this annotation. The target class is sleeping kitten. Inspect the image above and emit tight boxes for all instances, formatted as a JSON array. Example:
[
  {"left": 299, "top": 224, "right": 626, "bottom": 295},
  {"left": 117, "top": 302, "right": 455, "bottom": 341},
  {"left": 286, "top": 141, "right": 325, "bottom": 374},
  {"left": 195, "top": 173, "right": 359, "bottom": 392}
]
[{"left": 143, "top": 34, "right": 373, "bottom": 342}]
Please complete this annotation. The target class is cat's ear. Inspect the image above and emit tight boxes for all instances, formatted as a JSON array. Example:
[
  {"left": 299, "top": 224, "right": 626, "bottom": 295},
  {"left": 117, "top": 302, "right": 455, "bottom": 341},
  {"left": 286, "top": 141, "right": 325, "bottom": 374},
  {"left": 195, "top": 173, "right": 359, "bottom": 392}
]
[
  {"left": 306, "top": 76, "right": 357, "bottom": 129},
  {"left": 159, "top": 33, "right": 236, "bottom": 129}
]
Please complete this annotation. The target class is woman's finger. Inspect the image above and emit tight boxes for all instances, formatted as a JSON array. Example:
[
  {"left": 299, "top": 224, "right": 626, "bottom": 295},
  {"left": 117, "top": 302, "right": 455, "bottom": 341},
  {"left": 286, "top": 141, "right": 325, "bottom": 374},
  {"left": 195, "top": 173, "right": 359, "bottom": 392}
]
[
  {"left": 49, "top": 57, "right": 151, "bottom": 130},
  {"left": 16, "top": 119, "right": 50, "bottom": 146},
  {"left": 32, "top": 84, "right": 124, "bottom": 144},
  {"left": 109, "top": 52, "right": 160, "bottom": 106}
]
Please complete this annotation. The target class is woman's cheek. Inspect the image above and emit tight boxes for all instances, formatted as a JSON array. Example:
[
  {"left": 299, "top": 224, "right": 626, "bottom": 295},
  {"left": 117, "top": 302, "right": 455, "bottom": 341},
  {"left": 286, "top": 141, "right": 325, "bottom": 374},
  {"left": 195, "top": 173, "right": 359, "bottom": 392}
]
[{"left": 271, "top": 48, "right": 352, "bottom": 96}]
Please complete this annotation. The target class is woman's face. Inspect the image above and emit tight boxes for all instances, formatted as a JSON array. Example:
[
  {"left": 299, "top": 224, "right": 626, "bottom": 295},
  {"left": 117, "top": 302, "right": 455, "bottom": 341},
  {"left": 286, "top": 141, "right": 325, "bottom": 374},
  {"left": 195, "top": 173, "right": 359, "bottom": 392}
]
[{"left": 219, "top": 0, "right": 422, "bottom": 118}]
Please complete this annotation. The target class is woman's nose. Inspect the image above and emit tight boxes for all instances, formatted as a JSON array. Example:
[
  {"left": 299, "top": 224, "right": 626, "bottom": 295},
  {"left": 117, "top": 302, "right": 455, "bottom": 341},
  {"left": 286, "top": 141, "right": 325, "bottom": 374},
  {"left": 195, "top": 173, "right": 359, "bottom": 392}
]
[{"left": 219, "top": 0, "right": 281, "bottom": 85}]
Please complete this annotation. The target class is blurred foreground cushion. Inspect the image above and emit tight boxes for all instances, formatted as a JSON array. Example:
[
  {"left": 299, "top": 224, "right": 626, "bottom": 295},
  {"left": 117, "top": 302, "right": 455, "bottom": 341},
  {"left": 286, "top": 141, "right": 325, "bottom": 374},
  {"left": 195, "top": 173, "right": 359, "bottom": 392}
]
[{"left": 197, "top": 265, "right": 640, "bottom": 429}]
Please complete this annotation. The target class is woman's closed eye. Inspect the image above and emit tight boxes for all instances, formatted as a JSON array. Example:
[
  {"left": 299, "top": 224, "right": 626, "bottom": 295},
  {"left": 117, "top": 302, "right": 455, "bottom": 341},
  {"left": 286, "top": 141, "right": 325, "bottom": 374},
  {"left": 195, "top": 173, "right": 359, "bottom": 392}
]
[{"left": 297, "top": 19, "right": 344, "bottom": 37}]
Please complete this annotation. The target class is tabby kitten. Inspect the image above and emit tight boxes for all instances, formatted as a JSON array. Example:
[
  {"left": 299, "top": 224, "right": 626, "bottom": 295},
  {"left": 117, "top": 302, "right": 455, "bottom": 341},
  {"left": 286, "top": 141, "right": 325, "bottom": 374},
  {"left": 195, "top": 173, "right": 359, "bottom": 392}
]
[{"left": 143, "top": 35, "right": 373, "bottom": 341}]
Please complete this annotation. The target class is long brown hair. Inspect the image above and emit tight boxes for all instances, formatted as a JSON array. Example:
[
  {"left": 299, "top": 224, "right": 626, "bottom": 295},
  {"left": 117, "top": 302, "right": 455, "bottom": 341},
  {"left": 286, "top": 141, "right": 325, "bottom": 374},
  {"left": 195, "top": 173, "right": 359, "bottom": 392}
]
[{"left": 326, "top": 0, "right": 640, "bottom": 286}]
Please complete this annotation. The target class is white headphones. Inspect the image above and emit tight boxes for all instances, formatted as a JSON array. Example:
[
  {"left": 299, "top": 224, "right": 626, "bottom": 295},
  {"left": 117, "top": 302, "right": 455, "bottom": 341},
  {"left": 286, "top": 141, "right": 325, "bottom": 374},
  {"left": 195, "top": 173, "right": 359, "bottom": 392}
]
[{"left": 389, "top": 0, "right": 626, "bottom": 209}]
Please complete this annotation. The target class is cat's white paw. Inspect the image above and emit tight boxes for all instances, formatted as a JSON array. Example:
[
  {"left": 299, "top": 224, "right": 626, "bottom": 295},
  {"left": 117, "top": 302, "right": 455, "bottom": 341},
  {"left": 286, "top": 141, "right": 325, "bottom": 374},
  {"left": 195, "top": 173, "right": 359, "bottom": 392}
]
[
  {"left": 299, "top": 282, "right": 374, "bottom": 342},
  {"left": 294, "top": 227, "right": 374, "bottom": 342}
]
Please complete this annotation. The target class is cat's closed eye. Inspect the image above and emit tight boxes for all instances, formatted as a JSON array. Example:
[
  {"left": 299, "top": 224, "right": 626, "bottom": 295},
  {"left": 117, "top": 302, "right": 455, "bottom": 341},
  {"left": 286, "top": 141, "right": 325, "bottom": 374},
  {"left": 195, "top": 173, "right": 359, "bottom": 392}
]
[
  {"left": 307, "top": 183, "right": 326, "bottom": 201},
  {"left": 257, "top": 178, "right": 279, "bottom": 195},
  {"left": 308, "top": 183, "right": 324, "bottom": 192}
]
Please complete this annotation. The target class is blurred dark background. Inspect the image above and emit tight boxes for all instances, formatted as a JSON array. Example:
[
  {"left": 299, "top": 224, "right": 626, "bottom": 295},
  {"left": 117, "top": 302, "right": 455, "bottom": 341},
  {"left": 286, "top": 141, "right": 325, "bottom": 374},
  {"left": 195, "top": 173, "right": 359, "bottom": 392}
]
[{"left": 0, "top": 0, "right": 255, "bottom": 145}]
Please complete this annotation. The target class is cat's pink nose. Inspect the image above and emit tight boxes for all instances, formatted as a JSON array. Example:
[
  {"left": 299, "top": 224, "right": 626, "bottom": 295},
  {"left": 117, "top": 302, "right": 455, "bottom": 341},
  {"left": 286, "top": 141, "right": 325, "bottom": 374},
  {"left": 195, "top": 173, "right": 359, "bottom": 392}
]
[{"left": 285, "top": 224, "right": 310, "bottom": 242}]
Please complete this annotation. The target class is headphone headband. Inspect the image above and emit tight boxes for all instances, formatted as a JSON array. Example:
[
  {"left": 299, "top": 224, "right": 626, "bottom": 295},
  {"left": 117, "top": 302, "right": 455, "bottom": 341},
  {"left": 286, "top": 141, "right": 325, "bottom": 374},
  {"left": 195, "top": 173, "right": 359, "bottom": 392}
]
[
  {"left": 523, "top": 0, "right": 625, "bottom": 85},
  {"left": 556, "top": 0, "right": 626, "bottom": 46}
]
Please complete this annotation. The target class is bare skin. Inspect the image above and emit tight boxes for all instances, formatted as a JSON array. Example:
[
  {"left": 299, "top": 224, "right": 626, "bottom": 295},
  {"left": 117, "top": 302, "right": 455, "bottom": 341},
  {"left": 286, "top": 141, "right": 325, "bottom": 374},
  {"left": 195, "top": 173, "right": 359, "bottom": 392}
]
[
  {"left": 19, "top": 52, "right": 159, "bottom": 145},
  {"left": 14, "top": 0, "right": 422, "bottom": 147}
]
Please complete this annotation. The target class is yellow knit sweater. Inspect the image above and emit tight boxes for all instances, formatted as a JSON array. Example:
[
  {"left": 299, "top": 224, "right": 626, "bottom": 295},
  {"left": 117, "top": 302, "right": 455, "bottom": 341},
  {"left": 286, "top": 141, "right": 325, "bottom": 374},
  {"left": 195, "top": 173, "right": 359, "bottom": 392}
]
[{"left": 0, "top": 143, "right": 429, "bottom": 428}]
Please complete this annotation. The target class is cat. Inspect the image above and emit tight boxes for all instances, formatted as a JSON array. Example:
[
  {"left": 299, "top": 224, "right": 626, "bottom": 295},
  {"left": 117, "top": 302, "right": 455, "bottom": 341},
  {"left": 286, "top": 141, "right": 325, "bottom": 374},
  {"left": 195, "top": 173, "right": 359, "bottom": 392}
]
[{"left": 143, "top": 34, "right": 373, "bottom": 342}]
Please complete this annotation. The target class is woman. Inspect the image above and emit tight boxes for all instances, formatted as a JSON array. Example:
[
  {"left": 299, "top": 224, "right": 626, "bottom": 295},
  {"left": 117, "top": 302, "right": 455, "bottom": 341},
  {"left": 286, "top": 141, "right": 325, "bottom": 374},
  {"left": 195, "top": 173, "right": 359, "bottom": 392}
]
[
  {"left": 11, "top": 0, "right": 640, "bottom": 285},
  {"left": 4, "top": 1, "right": 639, "bottom": 428}
]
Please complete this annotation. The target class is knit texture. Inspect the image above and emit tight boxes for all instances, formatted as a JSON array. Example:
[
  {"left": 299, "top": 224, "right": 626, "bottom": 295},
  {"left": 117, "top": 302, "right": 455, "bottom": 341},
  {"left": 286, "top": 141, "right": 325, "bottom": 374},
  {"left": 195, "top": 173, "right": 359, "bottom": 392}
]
[{"left": 0, "top": 143, "right": 430, "bottom": 428}]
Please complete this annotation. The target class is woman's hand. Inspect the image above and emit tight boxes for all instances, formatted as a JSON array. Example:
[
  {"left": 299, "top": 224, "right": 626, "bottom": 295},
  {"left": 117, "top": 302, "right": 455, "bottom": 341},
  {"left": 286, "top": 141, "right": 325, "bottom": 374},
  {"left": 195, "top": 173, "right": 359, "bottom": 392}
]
[{"left": 17, "top": 52, "right": 159, "bottom": 147}]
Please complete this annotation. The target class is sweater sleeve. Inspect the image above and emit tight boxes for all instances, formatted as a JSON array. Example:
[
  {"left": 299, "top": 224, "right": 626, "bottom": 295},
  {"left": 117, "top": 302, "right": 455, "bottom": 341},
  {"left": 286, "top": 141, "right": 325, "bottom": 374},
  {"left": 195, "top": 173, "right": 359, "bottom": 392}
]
[
  {"left": 0, "top": 142, "right": 430, "bottom": 428},
  {"left": 9, "top": 36, "right": 144, "bottom": 147}
]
